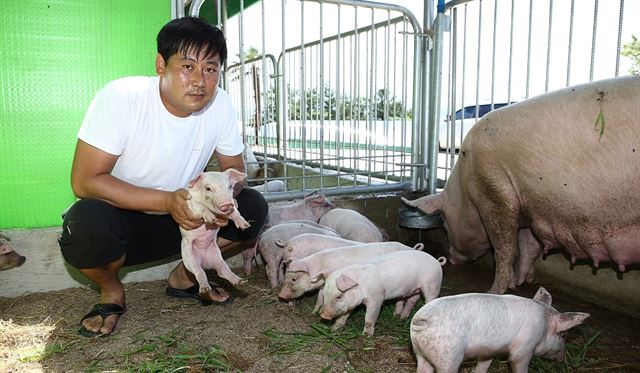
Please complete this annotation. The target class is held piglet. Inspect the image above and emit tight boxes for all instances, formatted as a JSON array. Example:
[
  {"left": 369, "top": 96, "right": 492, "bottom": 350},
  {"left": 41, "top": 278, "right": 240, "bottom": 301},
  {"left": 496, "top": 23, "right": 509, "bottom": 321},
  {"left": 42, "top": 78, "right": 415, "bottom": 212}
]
[
  {"left": 258, "top": 221, "right": 341, "bottom": 287},
  {"left": 410, "top": 287, "right": 590, "bottom": 373},
  {"left": 318, "top": 208, "right": 384, "bottom": 242},
  {"left": 319, "top": 250, "right": 445, "bottom": 336},
  {"left": 180, "top": 170, "right": 250, "bottom": 295},
  {"left": 0, "top": 233, "right": 26, "bottom": 270},
  {"left": 279, "top": 242, "right": 424, "bottom": 312}
]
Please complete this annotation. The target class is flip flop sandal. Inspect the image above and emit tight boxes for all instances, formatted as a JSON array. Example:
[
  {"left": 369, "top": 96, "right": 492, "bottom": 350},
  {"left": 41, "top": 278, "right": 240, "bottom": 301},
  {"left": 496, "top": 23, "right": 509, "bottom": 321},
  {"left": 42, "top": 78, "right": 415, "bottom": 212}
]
[
  {"left": 166, "top": 283, "right": 235, "bottom": 306},
  {"left": 78, "top": 303, "right": 126, "bottom": 338}
]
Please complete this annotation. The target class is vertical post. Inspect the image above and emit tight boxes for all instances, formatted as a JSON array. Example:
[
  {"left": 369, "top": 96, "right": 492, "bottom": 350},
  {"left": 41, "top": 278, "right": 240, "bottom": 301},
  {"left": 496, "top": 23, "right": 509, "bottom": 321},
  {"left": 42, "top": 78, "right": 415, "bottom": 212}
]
[
  {"left": 427, "top": 5, "right": 446, "bottom": 194},
  {"left": 171, "top": 0, "right": 185, "bottom": 19},
  {"left": 238, "top": 0, "right": 247, "bottom": 140},
  {"left": 410, "top": 33, "right": 423, "bottom": 192},
  {"left": 252, "top": 64, "right": 261, "bottom": 145}
]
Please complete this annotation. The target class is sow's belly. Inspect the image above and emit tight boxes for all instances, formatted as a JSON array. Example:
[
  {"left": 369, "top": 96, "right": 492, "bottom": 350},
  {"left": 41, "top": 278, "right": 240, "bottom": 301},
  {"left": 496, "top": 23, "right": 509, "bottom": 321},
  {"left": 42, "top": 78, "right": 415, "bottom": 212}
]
[{"left": 530, "top": 217, "right": 640, "bottom": 270}]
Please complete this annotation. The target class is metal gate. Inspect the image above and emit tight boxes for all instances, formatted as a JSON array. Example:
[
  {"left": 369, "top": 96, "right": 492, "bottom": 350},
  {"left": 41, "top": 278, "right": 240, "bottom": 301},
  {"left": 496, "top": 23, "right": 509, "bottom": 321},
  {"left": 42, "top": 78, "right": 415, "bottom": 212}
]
[
  {"left": 208, "top": 0, "right": 430, "bottom": 201},
  {"left": 184, "top": 0, "right": 635, "bottom": 200},
  {"left": 436, "top": 0, "right": 634, "bottom": 184}
]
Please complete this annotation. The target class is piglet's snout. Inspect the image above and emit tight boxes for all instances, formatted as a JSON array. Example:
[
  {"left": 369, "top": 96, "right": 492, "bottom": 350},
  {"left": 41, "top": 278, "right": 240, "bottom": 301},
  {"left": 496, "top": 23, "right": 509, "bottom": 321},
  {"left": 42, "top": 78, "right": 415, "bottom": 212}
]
[
  {"left": 0, "top": 252, "right": 26, "bottom": 270},
  {"left": 217, "top": 202, "right": 235, "bottom": 214},
  {"left": 319, "top": 306, "right": 334, "bottom": 320},
  {"left": 548, "top": 348, "right": 565, "bottom": 362},
  {"left": 278, "top": 287, "right": 292, "bottom": 300}
]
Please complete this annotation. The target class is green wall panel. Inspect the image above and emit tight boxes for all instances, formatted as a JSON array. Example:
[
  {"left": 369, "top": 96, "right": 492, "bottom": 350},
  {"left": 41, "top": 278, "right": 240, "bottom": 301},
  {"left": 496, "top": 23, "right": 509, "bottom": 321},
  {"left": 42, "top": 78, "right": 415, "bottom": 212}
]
[
  {"left": 0, "top": 1, "right": 170, "bottom": 228},
  {"left": 196, "top": 0, "right": 261, "bottom": 25}
]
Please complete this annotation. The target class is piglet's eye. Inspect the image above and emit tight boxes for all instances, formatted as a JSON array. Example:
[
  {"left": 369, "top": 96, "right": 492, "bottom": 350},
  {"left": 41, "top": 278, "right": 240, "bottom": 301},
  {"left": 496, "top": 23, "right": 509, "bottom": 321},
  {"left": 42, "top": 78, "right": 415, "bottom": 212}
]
[{"left": 205, "top": 186, "right": 212, "bottom": 192}]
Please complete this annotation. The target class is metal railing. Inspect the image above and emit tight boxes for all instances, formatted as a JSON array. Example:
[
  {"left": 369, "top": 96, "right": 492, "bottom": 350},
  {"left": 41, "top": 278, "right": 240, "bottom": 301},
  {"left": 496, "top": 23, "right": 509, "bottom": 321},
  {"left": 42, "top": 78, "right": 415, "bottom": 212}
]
[
  {"left": 186, "top": 0, "right": 634, "bottom": 200},
  {"left": 218, "top": 0, "right": 429, "bottom": 201},
  {"left": 436, "top": 0, "right": 632, "bottom": 184}
]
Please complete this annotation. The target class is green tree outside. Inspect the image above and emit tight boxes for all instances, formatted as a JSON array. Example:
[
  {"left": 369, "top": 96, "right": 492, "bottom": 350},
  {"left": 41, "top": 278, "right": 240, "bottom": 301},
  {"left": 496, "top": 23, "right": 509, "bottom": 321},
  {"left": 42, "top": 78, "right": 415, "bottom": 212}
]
[{"left": 621, "top": 35, "right": 640, "bottom": 75}]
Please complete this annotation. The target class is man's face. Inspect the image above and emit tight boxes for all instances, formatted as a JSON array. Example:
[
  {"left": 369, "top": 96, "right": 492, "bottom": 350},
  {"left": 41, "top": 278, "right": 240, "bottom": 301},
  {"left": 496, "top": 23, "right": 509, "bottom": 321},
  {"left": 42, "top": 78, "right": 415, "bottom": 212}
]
[{"left": 156, "top": 47, "right": 221, "bottom": 118}]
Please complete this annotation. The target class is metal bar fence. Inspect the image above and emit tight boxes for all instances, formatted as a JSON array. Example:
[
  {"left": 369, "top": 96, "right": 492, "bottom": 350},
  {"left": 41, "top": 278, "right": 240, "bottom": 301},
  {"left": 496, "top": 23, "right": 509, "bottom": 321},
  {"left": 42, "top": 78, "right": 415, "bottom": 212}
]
[
  {"left": 436, "top": 0, "right": 632, "bottom": 184},
  {"left": 220, "top": 0, "right": 426, "bottom": 201},
  {"left": 191, "top": 0, "right": 634, "bottom": 200}
]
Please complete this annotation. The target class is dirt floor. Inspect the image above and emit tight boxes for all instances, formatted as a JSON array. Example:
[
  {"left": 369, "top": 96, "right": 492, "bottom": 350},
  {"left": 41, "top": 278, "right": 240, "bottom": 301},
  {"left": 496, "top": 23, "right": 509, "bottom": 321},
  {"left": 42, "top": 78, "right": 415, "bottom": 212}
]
[{"left": 2, "top": 249, "right": 640, "bottom": 373}]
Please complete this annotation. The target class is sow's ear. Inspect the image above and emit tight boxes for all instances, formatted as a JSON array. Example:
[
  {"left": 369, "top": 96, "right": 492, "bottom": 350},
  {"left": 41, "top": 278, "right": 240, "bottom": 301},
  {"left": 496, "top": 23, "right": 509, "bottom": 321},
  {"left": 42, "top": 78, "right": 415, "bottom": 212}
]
[{"left": 401, "top": 193, "right": 444, "bottom": 215}]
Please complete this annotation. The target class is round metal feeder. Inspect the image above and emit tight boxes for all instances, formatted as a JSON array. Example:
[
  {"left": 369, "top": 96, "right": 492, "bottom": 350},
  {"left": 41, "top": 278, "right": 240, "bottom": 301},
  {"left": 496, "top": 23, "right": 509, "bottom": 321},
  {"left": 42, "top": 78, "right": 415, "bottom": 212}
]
[{"left": 397, "top": 206, "right": 443, "bottom": 229}]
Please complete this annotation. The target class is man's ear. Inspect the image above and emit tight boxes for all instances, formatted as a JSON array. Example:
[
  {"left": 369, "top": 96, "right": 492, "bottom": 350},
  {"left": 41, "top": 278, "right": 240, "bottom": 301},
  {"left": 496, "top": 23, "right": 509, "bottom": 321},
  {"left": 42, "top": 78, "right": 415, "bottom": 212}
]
[{"left": 155, "top": 53, "right": 166, "bottom": 74}]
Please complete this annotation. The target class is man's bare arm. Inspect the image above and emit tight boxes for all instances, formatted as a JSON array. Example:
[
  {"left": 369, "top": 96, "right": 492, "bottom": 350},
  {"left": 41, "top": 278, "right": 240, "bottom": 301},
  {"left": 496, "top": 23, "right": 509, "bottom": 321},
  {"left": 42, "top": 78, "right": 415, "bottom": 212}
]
[{"left": 70, "top": 139, "right": 202, "bottom": 229}]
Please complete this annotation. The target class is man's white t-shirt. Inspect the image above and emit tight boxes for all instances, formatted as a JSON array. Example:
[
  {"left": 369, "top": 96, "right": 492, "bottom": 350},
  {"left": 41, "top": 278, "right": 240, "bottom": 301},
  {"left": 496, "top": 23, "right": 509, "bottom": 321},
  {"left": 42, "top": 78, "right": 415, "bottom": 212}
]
[{"left": 77, "top": 76, "right": 244, "bottom": 192}]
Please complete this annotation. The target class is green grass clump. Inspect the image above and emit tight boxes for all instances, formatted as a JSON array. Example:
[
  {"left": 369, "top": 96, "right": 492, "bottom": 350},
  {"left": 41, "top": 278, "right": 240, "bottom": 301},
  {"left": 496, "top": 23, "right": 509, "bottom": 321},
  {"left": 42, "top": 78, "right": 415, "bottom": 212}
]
[
  {"left": 87, "top": 330, "right": 234, "bottom": 372},
  {"left": 262, "top": 322, "right": 360, "bottom": 356},
  {"left": 530, "top": 329, "right": 603, "bottom": 372}
]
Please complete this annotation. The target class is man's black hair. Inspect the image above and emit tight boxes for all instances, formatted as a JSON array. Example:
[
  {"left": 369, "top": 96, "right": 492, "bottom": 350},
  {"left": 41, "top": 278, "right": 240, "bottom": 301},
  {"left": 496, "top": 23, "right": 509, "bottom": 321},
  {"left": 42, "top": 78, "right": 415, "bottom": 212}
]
[{"left": 157, "top": 16, "right": 227, "bottom": 64}]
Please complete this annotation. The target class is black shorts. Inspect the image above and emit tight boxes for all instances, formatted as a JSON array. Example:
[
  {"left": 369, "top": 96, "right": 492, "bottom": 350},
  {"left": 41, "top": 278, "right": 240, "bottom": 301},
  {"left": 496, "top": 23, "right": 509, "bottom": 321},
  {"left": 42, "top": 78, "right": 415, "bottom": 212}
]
[{"left": 58, "top": 188, "right": 268, "bottom": 269}]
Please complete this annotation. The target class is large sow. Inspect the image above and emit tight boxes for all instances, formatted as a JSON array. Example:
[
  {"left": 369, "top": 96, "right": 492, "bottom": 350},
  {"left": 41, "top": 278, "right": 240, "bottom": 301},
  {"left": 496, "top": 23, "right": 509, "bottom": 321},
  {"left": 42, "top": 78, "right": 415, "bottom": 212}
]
[{"left": 403, "top": 76, "right": 640, "bottom": 293}]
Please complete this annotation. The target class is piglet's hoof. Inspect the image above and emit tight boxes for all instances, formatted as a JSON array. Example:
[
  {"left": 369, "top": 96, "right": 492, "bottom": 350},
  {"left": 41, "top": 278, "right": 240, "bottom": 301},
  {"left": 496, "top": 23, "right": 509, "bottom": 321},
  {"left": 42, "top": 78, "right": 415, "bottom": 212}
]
[
  {"left": 234, "top": 219, "right": 251, "bottom": 230},
  {"left": 200, "top": 286, "right": 212, "bottom": 294},
  {"left": 235, "top": 278, "right": 249, "bottom": 286}
]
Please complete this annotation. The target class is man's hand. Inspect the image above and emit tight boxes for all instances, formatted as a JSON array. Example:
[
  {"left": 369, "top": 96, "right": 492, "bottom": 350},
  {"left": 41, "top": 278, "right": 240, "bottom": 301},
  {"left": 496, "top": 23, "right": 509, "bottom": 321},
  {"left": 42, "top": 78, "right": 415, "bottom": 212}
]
[{"left": 166, "top": 189, "right": 205, "bottom": 230}]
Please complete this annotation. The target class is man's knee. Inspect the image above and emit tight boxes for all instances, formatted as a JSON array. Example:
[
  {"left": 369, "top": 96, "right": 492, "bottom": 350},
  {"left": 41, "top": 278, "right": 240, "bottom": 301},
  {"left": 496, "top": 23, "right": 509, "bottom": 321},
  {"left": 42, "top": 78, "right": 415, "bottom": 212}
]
[{"left": 58, "top": 199, "right": 128, "bottom": 269}]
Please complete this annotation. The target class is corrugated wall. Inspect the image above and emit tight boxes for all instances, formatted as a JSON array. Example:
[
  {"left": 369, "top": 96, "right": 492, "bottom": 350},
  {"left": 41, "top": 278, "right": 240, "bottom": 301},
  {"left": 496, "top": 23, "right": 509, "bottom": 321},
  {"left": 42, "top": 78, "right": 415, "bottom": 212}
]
[{"left": 0, "top": 1, "right": 169, "bottom": 228}]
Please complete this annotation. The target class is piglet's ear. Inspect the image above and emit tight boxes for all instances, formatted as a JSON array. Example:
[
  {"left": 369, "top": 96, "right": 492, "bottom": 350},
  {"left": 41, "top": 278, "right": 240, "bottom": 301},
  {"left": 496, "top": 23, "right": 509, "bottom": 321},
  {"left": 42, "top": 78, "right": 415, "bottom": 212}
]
[
  {"left": 555, "top": 312, "right": 590, "bottom": 333},
  {"left": 309, "top": 272, "right": 325, "bottom": 284},
  {"left": 224, "top": 168, "right": 247, "bottom": 185},
  {"left": 287, "top": 260, "right": 309, "bottom": 274},
  {"left": 533, "top": 287, "right": 552, "bottom": 305},
  {"left": 0, "top": 243, "right": 13, "bottom": 255},
  {"left": 336, "top": 274, "right": 358, "bottom": 292},
  {"left": 308, "top": 194, "right": 327, "bottom": 207},
  {"left": 188, "top": 172, "right": 205, "bottom": 188},
  {"left": 304, "top": 189, "right": 320, "bottom": 199}
]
